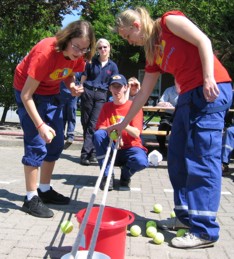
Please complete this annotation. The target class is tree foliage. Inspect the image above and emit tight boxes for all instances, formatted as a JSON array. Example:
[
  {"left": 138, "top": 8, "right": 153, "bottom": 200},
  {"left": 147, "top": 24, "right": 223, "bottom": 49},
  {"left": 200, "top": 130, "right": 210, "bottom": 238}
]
[
  {"left": 79, "top": 0, "right": 234, "bottom": 79},
  {"left": 0, "top": 0, "right": 233, "bottom": 122},
  {"left": 0, "top": 0, "right": 82, "bottom": 122}
]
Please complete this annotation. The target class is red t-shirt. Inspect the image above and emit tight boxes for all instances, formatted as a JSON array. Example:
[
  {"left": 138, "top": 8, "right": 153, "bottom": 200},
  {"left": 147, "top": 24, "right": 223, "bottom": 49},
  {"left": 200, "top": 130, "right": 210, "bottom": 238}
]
[
  {"left": 145, "top": 11, "right": 232, "bottom": 94},
  {"left": 14, "top": 37, "right": 85, "bottom": 95},
  {"left": 96, "top": 100, "right": 147, "bottom": 151}
]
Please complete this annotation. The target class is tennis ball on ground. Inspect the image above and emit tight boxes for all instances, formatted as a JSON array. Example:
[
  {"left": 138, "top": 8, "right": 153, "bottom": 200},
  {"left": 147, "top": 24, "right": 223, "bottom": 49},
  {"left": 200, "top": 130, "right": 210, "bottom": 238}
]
[
  {"left": 146, "top": 226, "right": 157, "bottom": 238},
  {"left": 146, "top": 220, "right": 157, "bottom": 229},
  {"left": 153, "top": 232, "right": 164, "bottom": 245},
  {"left": 153, "top": 203, "right": 163, "bottom": 213},
  {"left": 110, "top": 130, "right": 118, "bottom": 140},
  {"left": 60, "top": 220, "right": 73, "bottom": 234},
  {"left": 130, "top": 225, "right": 141, "bottom": 237},
  {"left": 170, "top": 211, "right": 176, "bottom": 218},
  {"left": 176, "top": 228, "right": 188, "bottom": 237}
]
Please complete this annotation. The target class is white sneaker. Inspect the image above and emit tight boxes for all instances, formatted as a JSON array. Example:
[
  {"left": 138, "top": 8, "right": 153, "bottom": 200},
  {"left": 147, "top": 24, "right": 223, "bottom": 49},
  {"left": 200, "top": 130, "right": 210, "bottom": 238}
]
[
  {"left": 171, "top": 232, "right": 216, "bottom": 249},
  {"left": 157, "top": 217, "right": 189, "bottom": 230}
]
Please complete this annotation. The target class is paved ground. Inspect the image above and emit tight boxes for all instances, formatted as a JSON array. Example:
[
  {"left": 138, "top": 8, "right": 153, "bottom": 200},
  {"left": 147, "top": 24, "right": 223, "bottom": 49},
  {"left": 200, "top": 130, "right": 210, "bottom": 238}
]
[{"left": 0, "top": 112, "right": 234, "bottom": 259}]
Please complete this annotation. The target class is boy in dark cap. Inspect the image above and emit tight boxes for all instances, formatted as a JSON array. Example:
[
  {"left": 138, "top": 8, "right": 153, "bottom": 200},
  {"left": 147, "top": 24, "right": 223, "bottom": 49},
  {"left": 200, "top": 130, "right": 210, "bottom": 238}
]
[{"left": 93, "top": 74, "right": 148, "bottom": 190}]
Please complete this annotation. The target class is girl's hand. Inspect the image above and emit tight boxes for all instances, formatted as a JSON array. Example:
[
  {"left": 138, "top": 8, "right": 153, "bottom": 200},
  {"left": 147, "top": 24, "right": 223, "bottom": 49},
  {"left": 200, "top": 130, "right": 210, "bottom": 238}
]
[
  {"left": 37, "top": 123, "right": 56, "bottom": 143},
  {"left": 203, "top": 78, "right": 220, "bottom": 102},
  {"left": 106, "top": 122, "right": 125, "bottom": 136},
  {"left": 71, "top": 84, "right": 84, "bottom": 96}
]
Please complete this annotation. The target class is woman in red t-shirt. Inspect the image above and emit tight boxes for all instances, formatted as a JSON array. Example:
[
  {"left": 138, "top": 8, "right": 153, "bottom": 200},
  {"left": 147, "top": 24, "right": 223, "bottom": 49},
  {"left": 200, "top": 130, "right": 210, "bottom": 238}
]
[{"left": 110, "top": 7, "right": 233, "bottom": 249}]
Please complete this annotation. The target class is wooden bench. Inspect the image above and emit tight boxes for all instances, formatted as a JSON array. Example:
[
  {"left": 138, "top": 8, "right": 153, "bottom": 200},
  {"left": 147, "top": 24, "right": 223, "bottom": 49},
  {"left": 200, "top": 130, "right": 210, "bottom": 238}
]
[
  {"left": 141, "top": 130, "right": 169, "bottom": 136},
  {"left": 146, "top": 122, "right": 160, "bottom": 127}
]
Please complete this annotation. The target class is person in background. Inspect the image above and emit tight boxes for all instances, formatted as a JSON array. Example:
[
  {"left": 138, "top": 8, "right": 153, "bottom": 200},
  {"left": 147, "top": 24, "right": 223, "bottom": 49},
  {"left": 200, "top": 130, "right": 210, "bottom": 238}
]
[
  {"left": 147, "top": 96, "right": 155, "bottom": 106},
  {"left": 221, "top": 125, "right": 234, "bottom": 176},
  {"left": 93, "top": 74, "right": 148, "bottom": 190},
  {"left": 79, "top": 38, "right": 119, "bottom": 166},
  {"left": 127, "top": 77, "right": 141, "bottom": 100},
  {"left": 111, "top": 7, "right": 232, "bottom": 248},
  {"left": 156, "top": 85, "right": 179, "bottom": 156},
  {"left": 60, "top": 72, "right": 81, "bottom": 144},
  {"left": 13, "top": 20, "right": 96, "bottom": 218}
]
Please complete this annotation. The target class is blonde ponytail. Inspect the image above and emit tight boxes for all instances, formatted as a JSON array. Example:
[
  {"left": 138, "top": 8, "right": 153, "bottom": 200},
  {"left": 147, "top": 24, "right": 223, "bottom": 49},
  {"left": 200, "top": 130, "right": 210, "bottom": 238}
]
[{"left": 114, "top": 7, "right": 161, "bottom": 65}]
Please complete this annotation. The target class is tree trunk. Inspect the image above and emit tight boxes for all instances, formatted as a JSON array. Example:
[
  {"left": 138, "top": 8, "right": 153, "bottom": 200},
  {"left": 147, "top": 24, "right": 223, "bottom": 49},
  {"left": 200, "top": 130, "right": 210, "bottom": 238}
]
[{"left": 0, "top": 106, "right": 9, "bottom": 123}]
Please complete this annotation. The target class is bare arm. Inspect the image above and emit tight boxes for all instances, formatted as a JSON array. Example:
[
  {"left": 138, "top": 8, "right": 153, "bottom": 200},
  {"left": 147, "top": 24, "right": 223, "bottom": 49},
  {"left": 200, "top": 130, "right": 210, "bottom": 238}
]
[
  {"left": 21, "top": 76, "right": 56, "bottom": 143},
  {"left": 108, "top": 72, "right": 160, "bottom": 135},
  {"left": 125, "top": 124, "right": 140, "bottom": 138},
  {"left": 165, "top": 15, "right": 219, "bottom": 102}
]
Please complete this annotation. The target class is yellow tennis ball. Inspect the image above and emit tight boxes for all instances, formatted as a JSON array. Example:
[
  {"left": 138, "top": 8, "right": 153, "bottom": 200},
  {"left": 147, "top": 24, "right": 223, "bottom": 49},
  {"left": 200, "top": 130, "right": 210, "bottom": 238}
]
[
  {"left": 60, "top": 220, "right": 73, "bottom": 234},
  {"left": 146, "top": 220, "right": 157, "bottom": 229},
  {"left": 48, "top": 132, "right": 54, "bottom": 140},
  {"left": 176, "top": 229, "right": 188, "bottom": 237},
  {"left": 146, "top": 226, "right": 157, "bottom": 238},
  {"left": 153, "top": 203, "right": 163, "bottom": 213},
  {"left": 170, "top": 211, "right": 176, "bottom": 218},
  {"left": 110, "top": 130, "right": 118, "bottom": 140},
  {"left": 153, "top": 232, "right": 164, "bottom": 245},
  {"left": 130, "top": 225, "right": 141, "bottom": 237}
]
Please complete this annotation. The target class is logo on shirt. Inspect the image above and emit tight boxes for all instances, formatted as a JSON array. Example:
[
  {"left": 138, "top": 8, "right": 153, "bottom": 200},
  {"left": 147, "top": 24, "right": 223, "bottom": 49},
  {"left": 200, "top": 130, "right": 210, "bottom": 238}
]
[
  {"left": 156, "top": 40, "right": 165, "bottom": 66},
  {"left": 50, "top": 68, "right": 72, "bottom": 80},
  {"left": 110, "top": 115, "right": 124, "bottom": 125}
]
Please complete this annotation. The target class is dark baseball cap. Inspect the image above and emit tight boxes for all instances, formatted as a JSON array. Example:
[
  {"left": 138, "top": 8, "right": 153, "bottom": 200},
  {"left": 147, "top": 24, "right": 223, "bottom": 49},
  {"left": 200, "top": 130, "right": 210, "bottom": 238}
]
[{"left": 109, "top": 74, "right": 127, "bottom": 86}]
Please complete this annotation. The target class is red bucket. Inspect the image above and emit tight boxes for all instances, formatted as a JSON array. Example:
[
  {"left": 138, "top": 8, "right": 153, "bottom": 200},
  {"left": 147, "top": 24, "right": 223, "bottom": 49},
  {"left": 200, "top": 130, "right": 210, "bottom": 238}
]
[{"left": 76, "top": 206, "right": 134, "bottom": 259}]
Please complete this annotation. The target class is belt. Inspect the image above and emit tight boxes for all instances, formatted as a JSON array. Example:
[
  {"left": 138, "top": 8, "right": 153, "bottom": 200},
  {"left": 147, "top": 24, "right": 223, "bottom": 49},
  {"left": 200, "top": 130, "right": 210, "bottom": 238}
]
[{"left": 85, "top": 85, "right": 107, "bottom": 93}]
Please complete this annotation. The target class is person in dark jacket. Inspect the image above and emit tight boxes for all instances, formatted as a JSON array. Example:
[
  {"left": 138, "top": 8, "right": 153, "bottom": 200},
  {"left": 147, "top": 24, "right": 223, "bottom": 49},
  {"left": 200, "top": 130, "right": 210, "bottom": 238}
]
[{"left": 79, "top": 38, "right": 119, "bottom": 165}]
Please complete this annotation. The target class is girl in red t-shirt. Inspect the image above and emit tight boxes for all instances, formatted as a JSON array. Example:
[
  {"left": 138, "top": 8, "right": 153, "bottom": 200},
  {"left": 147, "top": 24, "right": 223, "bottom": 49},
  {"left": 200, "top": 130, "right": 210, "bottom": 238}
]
[
  {"left": 111, "top": 7, "right": 233, "bottom": 249},
  {"left": 14, "top": 20, "right": 96, "bottom": 218}
]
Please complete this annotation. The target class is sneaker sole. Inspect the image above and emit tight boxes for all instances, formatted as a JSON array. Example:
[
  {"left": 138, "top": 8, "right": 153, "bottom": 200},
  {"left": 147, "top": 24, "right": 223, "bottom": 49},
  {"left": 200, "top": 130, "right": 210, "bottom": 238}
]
[
  {"left": 21, "top": 206, "right": 54, "bottom": 218},
  {"left": 39, "top": 198, "right": 70, "bottom": 205},
  {"left": 172, "top": 241, "right": 216, "bottom": 249}
]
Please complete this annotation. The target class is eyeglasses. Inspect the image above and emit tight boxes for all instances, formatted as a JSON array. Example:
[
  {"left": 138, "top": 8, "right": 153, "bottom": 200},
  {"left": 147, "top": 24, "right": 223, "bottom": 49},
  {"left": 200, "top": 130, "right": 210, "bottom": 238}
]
[
  {"left": 129, "top": 83, "right": 139, "bottom": 87},
  {"left": 71, "top": 41, "right": 90, "bottom": 54},
  {"left": 98, "top": 46, "right": 108, "bottom": 50}
]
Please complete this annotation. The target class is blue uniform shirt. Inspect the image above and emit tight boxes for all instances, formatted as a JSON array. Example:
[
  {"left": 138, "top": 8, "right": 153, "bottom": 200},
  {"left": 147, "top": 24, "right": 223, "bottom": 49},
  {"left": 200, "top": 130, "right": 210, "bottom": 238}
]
[{"left": 82, "top": 56, "right": 119, "bottom": 91}]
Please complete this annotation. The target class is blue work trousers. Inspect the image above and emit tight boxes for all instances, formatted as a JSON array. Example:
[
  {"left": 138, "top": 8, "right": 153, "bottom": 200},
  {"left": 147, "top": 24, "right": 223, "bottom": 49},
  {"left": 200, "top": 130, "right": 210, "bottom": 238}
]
[
  {"left": 14, "top": 90, "right": 64, "bottom": 167},
  {"left": 93, "top": 129, "right": 148, "bottom": 178},
  {"left": 80, "top": 88, "right": 107, "bottom": 159},
  {"left": 60, "top": 91, "right": 78, "bottom": 139},
  {"left": 222, "top": 126, "right": 234, "bottom": 164},
  {"left": 168, "top": 83, "right": 232, "bottom": 241}
]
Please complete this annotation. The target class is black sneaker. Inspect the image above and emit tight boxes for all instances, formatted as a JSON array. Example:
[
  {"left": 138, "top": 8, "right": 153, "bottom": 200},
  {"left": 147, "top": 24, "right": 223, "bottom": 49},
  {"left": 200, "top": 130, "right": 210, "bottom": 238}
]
[
  {"left": 22, "top": 196, "right": 54, "bottom": 218},
  {"left": 37, "top": 187, "right": 70, "bottom": 205},
  {"left": 222, "top": 163, "right": 231, "bottom": 176},
  {"left": 100, "top": 174, "right": 114, "bottom": 191},
  {"left": 89, "top": 154, "right": 97, "bottom": 163},
  {"left": 80, "top": 157, "right": 90, "bottom": 166},
  {"left": 120, "top": 176, "right": 131, "bottom": 188}
]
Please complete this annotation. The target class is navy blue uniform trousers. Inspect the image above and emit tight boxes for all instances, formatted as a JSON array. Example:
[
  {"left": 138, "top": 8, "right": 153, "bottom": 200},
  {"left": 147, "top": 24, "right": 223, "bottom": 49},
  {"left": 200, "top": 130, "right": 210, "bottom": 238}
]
[
  {"left": 168, "top": 82, "right": 232, "bottom": 241},
  {"left": 93, "top": 129, "right": 148, "bottom": 178},
  {"left": 222, "top": 126, "right": 234, "bottom": 164},
  {"left": 80, "top": 88, "right": 107, "bottom": 159}
]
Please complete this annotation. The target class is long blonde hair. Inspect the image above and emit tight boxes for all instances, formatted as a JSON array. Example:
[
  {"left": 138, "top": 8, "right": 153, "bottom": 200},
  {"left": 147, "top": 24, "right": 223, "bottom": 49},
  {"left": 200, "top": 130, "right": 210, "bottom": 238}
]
[{"left": 114, "top": 7, "right": 161, "bottom": 65}]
